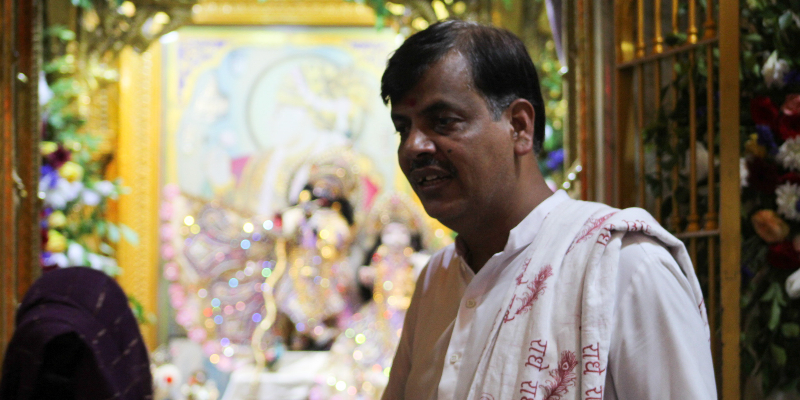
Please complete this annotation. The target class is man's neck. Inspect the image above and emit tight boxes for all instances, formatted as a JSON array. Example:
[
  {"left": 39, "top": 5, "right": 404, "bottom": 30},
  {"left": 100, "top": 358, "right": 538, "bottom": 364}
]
[{"left": 458, "top": 185, "right": 553, "bottom": 273}]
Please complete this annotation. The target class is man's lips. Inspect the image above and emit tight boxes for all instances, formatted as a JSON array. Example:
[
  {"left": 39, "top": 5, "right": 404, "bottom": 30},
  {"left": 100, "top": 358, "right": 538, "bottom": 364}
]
[{"left": 409, "top": 166, "right": 455, "bottom": 188}]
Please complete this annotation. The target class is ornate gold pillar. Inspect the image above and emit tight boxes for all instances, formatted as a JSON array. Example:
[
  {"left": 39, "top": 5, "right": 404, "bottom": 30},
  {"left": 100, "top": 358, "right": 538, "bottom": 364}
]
[{"left": 117, "top": 44, "right": 163, "bottom": 350}]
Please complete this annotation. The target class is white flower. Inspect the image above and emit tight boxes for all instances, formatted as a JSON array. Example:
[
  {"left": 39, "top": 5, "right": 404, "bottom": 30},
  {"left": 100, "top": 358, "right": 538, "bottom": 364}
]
[
  {"left": 87, "top": 252, "right": 119, "bottom": 276},
  {"left": 763, "top": 51, "right": 789, "bottom": 88},
  {"left": 45, "top": 252, "right": 69, "bottom": 268},
  {"left": 787, "top": 268, "right": 800, "bottom": 299},
  {"left": 67, "top": 242, "right": 86, "bottom": 266},
  {"left": 38, "top": 71, "right": 53, "bottom": 106},
  {"left": 81, "top": 189, "right": 101, "bottom": 206},
  {"left": 93, "top": 180, "right": 115, "bottom": 196},
  {"left": 777, "top": 137, "right": 800, "bottom": 171},
  {"left": 776, "top": 183, "right": 800, "bottom": 221},
  {"left": 44, "top": 178, "right": 83, "bottom": 210},
  {"left": 740, "top": 158, "right": 749, "bottom": 187}
]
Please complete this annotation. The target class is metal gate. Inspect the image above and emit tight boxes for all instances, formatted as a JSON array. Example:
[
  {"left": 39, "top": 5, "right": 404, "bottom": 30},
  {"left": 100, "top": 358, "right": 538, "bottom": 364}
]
[
  {"left": 609, "top": 0, "right": 741, "bottom": 397},
  {"left": 112, "top": 0, "right": 744, "bottom": 393}
]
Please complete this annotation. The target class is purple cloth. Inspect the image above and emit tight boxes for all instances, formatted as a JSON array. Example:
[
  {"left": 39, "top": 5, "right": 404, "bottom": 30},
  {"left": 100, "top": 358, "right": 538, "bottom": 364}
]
[{"left": 1, "top": 267, "right": 153, "bottom": 399}]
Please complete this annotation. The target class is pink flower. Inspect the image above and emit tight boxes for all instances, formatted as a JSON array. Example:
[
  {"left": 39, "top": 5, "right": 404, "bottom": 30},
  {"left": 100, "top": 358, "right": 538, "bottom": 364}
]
[{"left": 782, "top": 94, "right": 800, "bottom": 116}]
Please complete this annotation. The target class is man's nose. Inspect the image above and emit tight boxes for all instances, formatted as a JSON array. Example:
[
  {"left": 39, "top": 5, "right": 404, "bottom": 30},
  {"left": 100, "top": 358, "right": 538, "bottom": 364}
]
[{"left": 402, "top": 127, "right": 436, "bottom": 158}]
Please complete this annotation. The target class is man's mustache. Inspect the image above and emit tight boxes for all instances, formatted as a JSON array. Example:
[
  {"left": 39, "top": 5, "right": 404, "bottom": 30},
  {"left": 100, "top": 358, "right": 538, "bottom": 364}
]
[{"left": 410, "top": 157, "right": 457, "bottom": 175}]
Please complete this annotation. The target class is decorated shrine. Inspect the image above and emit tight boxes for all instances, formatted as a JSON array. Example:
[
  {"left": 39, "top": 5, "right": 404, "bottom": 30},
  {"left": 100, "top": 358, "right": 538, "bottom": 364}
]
[{"left": 1, "top": 0, "right": 799, "bottom": 399}]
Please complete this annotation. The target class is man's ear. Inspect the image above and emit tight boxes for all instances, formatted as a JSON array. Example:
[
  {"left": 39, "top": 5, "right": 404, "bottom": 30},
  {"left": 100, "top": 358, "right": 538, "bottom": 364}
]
[{"left": 507, "top": 99, "right": 536, "bottom": 156}]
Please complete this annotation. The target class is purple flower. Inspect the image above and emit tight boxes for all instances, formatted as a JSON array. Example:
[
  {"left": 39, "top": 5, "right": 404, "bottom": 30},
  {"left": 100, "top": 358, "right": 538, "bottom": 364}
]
[
  {"left": 546, "top": 148, "right": 565, "bottom": 171},
  {"left": 39, "top": 165, "right": 59, "bottom": 190},
  {"left": 785, "top": 70, "right": 800, "bottom": 86},
  {"left": 756, "top": 124, "right": 779, "bottom": 155}
]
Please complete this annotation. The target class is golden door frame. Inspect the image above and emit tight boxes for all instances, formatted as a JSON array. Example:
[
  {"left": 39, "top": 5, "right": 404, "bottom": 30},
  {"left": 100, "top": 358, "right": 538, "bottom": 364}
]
[{"left": 115, "top": 0, "right": 379, "bottom": 350}]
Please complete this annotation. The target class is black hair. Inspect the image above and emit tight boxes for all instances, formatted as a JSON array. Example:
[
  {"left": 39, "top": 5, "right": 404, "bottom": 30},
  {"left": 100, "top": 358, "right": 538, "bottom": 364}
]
[
  {"left": 381, "top": 20, "right": 547, "bottom": 153},
  {"left": 301, "top": 184, "right": 355, "bottom": 226}
]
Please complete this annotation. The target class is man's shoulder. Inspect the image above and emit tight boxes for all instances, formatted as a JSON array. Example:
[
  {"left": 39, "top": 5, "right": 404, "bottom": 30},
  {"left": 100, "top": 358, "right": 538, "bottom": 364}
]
[{"left": 425, "top": 243, "right": 457, "bottom": 271}]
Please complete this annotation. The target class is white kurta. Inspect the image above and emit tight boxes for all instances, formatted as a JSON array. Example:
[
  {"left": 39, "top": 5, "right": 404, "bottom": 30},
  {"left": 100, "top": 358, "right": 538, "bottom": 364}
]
[{"left": 382, "top": 190, "right": 717, "bottom": 400}]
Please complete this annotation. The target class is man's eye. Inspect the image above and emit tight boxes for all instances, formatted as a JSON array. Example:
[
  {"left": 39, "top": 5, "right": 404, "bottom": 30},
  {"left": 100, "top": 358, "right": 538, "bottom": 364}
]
[{"left": 395, "top": 126, "right": 409, "bottom": 136}]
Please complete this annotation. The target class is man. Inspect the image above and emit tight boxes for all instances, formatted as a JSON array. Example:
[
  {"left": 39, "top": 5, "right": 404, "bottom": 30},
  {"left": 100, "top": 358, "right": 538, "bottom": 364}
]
[{"left": 380, "top": 20, "right": 716, "bottom": 400}]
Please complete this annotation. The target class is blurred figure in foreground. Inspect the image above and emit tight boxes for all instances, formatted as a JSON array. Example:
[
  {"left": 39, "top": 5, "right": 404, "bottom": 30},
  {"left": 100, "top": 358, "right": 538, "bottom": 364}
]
[{"left": 1, "top": 267, "right": 152, "bottom": 400}]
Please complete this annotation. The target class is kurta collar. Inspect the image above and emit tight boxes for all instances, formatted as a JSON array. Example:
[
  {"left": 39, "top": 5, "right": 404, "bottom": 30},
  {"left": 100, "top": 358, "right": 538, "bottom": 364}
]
[{"left": 454, "top": 190, "right": 570, "bottom": 260}]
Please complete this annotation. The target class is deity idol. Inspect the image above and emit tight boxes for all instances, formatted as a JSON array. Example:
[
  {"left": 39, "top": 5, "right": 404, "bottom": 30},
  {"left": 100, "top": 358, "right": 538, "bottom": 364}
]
[
  {"left": 273, "top": 153, "right": 364, "bottom": 350},
  {"left": 310, "top": 194, "right": 431, "bottom": 399}
]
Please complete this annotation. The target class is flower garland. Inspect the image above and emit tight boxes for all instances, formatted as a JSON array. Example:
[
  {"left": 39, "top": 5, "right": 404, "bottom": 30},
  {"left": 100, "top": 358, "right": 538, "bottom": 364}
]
[
  {"left": 39, "top": 25, "right": 141, "bottom": 317},
  {"left": 739, "top": 1, "right": 800, "bottom": 395}
]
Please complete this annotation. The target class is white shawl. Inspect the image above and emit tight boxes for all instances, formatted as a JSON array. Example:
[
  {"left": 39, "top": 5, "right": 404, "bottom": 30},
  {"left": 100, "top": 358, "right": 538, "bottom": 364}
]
[{"left": 466, "top": 199, "right": 709, "bottom": 400}]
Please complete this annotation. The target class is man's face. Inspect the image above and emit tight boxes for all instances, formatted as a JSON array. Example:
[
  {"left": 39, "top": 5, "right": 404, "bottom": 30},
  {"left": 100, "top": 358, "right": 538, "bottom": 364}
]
[{"left": 391, "top": 52, "right": 517, "bottom": 231}]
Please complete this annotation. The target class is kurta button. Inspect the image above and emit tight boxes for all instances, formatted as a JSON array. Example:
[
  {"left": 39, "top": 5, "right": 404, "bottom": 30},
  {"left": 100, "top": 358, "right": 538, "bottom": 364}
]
[
  {"left": 466, "top": 299, "right": 476, "bottom": 308},
  {"left": 450, "top": 354, "right": 459, "bottom": 364}
]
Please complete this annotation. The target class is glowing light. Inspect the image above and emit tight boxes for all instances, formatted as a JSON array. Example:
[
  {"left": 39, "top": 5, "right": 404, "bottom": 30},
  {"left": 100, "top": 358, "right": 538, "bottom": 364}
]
[
  {"left": 575, "top": 165, "right": 582, "bottom": 172},
  {"left": 296, "top": 322, "right": 306, "bottom": 332},
  {"left": 209, "top": 354, "right": 220, "bottom": 364},
  {"left": 353, "top": 350, "right": 363, "bottom": 360},
  {"left": 243, "top": 222, "right": 254, "bottom": 233},
  {"left": 223, "top": 347, "right": 234, "bottom": 357},
  {"left": 320, "top": 278, "right": 330, "bottom": 288},
  {"left": 319, "top": 229, "right": 330, "bottom": 240},
  {"left": 229, "top": 278, "right": 239, "bottom": 288},
  {"left": 211, "top": 298, "right": 221, "bottom": 308},
  {"left": 198, "top": 289, "right": 207, "bottom": 298},
  {"left": 224, "top": 305, "right": 234, "bottom": 315},
  {"left": 221, "top": 338, "right": 230, "bottom": 346},
  {"left": 236, "top": 301, "right": 246, "bottom": 311},
  {"left": 204, "top": 319, "right": 214, "bottom": 329},
  {"left": 153, "top": 11, "right": 170, "bottom": 24},
  {"left": 563, "top": 181, "right": 571, "bottom": 189},
  {"left": 384, "top": 367, "right": 391, "bottom": 377},
  {"left": 335, "top": 381, "right": 346, "bottom": 391},
  {"left": 214, "top": 315, "right": 223, "bottom": 324},
  {"left": 301, "top": 266, "right": 313, "bottom": 276},
  {"left": 252, "top": 313, "right": 262, "bottom": 322},
  {"left": 568, "top": 173, "right": 576, "bottom": 180},
  {"left": 262, "top": 268, "right": 272, "bottom": 278},
  {"left": 383, "top": 281, "right": 393, "bottom": 291},
  {"left": 347, "top": 386, "right": 357, "bottom": 396},
  {"left": 327, "top": 376, "right": 337, "bottom": 386},
  {"left": 190, "top": 225, "right": 201, "bottom": 234},
  {"left": 320, "top": 246, "right": 333, "bottom": 259},
  {"left": 345, "top": 328, "right": 355, "bottom": 338},
  {"left": 203, "top": 308, "right": 213, "bottom": 318},
  {"left": 412, "top": 17, "right": 429, "bottom": 30},
  {"left": 355, "top": 334, "right": 366, "bottom": 344},
  {"left": 184, "top": 216, "right": 194, "bottom": 226},
  {"left": 241, "top": 240, "right": 251, "bottom": 250},
  {"left": 313, "top": 325, "right": 324, "bottom": 336},
  {"left": 118, "top": 1, "right": 136, "bottom": 17},
  {"left": 435, "top": 229, "right": 445, "bottom": 238},
  {"left": 263, "top": 220, "right": 273, "bottom": 230}
]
